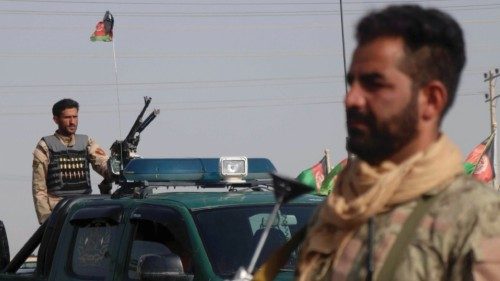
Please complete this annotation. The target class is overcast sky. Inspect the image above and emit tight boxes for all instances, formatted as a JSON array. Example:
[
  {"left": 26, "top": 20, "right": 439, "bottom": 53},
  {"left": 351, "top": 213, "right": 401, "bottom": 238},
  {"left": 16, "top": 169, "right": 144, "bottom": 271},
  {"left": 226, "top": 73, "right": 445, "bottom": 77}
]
[{"left": 0, "top": 0, "right": 499, "bottom": 254}]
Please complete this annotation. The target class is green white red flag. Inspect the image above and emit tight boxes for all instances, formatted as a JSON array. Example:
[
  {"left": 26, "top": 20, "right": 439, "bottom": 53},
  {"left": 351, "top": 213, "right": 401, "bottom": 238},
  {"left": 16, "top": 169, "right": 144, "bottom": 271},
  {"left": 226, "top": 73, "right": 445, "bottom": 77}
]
[
  {"left": 296, "top": 156, "right": 328, "bottom": 192},
  {"left": 464, "top": 133, "right": 495, "bottom": 183},
  {"left": 318, "top": 158, "right": 348, "bottom": 195},
  {"left": 90, "top": 11, "right": 114, "bottom": 42}
]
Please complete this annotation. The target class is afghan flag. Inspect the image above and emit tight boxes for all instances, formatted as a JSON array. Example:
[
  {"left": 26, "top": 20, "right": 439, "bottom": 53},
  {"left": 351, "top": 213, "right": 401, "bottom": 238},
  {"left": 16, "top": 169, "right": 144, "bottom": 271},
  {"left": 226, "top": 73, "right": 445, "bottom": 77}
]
[
  {"left": 318, "top": 158, "right": 348, "bottom": 196},
  {"left": 464, "top": 133, "right": 495, "bottom": 183},
  {"left": 296, "top": 156, "right": 328, "bottom": 192},
  {"left": 90, "top": 11, "right": 114, "bottom": 42}
]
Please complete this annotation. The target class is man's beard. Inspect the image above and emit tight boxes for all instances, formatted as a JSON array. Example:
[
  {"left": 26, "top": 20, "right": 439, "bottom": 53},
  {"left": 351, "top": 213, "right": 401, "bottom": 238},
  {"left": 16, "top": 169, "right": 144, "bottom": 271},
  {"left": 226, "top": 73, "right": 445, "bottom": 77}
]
[
  {"left": 58, "top": 125, "right": 77, "bottom": 136},
  {"left": 346, "top": 95, "right": 418, "bottom": 165}
]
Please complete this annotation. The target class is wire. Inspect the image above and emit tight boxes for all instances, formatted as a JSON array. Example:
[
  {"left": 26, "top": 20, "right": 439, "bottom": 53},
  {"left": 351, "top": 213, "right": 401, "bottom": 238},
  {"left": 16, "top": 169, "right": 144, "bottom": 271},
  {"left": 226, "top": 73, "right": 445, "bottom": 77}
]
[
  {"left": 0, "top": 98, "right": 343, "bottom": 116},
  {"left": 0, "top": 75, "right": 340, "bottom": 89},
  {"left": 0, "top": 3, "right": 499, "bottom": 18},
  {"left": 0, "top": 9, "right": 339, "bottom": 17},
  {"left": 0, "top": 88, "right": 486, "bottom": 115},
  {"left": 0, "top": 0, "right": 339, "bottom": 5},
  {"left": 0, "top": 0, "right": 481, "bottom": 6},
  {"left": 0, "top": 50, "right": 342, "bottom": 59},
  {"left": 339, "top": 0, "right": 348, "bottom": 95}
]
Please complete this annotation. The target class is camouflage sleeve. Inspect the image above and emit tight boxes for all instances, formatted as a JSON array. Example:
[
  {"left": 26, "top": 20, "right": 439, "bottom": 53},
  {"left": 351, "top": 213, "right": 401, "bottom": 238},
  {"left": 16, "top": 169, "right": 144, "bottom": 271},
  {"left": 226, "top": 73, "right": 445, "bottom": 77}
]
[
  {"left": 471, "top": 195, "right": 500, "bottom": 280},
  {"left": 87, "top": 137, "right": 110, "bottom": 179},
  {"left": 32, "top": 140, "right": 51, "bottom": 224}
]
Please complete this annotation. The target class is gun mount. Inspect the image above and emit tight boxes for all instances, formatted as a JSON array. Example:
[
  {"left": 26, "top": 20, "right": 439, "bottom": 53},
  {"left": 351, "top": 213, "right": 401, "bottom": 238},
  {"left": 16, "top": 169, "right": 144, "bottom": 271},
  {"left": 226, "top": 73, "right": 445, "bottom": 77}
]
[
  {"left": 108, "top": 96, "right": 160, "bottom": 182},
  {"left": 105, "top": 96, "right": 276, "bottom": 199}
]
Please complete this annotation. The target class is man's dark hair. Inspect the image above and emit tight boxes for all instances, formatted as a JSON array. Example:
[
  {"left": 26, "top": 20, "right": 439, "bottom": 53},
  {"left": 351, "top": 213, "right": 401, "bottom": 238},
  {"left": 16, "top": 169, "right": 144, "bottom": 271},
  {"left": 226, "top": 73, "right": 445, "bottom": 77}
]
[
  {"left": 356, "top": 5, "right": 466, "bottom": 117},
  {"left": 52, "top": 99, "right": 79, "bottom": 117}
]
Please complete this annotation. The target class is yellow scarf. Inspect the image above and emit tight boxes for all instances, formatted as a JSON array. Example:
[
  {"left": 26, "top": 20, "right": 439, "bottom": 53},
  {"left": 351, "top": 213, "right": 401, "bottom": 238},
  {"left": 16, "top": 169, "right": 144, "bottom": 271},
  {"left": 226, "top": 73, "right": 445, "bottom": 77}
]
[{"left": 296, "top": 135, "right": 464, "bottom": 280}]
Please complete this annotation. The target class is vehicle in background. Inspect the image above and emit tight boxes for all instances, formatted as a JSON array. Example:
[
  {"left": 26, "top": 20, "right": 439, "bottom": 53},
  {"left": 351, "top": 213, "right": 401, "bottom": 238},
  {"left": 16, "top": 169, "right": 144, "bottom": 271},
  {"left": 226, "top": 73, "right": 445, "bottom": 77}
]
[
  {"left": 0, "top": 97, "right": 322, "bottom": 280},
  {"left": 0, "top": 157, "right": 321, "bottom": 281}
]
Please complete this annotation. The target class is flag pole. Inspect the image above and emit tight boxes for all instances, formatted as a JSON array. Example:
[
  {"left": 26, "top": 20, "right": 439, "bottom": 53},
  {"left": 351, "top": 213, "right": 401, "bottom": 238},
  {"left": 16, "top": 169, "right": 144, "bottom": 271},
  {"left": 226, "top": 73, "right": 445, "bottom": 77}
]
[
  {"left": 324, "top": 149, "right": 332, "bottom": 173},
  {"left": 484, "top": 69, "right": 500, "bottom": 190},
  {"left": 112, "top": 39, "right": 122, "bottom": 139}
]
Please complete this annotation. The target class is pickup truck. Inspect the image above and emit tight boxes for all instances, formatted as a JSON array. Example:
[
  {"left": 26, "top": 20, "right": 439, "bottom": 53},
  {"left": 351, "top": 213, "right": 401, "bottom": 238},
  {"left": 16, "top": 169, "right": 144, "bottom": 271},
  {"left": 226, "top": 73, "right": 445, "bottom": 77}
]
[
  {"left": 0, "top": 98, "right": 322, "bottom": 280},
  {"left": 0, "top": 157, "right": 322, "bottom": 281}
]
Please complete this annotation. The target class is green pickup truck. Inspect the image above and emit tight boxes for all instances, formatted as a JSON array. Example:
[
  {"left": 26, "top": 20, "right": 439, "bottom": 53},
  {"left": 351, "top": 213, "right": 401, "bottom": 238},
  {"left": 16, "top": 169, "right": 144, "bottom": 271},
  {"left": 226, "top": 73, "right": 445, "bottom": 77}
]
[
  {"left": 0, "top": 98, "right": 323, "bottom": 280},
  {"left": 0, "top": 157, "right": 322, "bottom": 281}
]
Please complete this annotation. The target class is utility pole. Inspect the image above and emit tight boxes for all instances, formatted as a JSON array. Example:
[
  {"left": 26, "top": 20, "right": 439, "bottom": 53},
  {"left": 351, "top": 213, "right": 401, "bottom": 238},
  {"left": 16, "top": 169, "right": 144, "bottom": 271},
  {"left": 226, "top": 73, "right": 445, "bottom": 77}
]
[{"left": 484, "top": 68, "right": 500, "bottom": 190}]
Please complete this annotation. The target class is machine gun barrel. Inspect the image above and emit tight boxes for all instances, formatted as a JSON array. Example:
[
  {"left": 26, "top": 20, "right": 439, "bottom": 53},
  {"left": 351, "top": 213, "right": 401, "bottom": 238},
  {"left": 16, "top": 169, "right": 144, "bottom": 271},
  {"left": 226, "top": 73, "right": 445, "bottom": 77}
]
[
  {"left": 125, "top": 96, "right": 152, "bottom": 142},
  {"left": 108, "top": 97, "right": 159, "bottom": 181},
  {"left": 137, "top": 109, "right": 160, "bottom": 134}
]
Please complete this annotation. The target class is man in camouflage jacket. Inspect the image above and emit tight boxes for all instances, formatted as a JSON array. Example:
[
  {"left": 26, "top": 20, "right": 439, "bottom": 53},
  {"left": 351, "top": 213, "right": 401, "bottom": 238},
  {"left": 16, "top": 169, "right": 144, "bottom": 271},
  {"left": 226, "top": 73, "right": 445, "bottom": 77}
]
[
  {"left": 32, "top": 99, "right": 110, "bottom": 224},
  {"left": 296, "top": 5, "right": 500, "bottom": 281}
]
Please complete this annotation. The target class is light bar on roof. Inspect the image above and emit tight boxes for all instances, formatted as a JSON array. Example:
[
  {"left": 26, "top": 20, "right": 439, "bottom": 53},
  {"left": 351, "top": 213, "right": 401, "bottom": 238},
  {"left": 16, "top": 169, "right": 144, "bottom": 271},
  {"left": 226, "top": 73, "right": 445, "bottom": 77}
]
[{"left": 121, "top": 157, "right": 275, "bottom": 184}]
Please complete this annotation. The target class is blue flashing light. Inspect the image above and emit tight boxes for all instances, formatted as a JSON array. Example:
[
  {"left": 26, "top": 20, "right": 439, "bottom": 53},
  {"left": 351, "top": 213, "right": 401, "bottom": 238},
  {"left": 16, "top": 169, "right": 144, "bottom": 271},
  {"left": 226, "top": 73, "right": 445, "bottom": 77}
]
[{"left": 122, "top": 158, "right": 276, "bottom": 184}]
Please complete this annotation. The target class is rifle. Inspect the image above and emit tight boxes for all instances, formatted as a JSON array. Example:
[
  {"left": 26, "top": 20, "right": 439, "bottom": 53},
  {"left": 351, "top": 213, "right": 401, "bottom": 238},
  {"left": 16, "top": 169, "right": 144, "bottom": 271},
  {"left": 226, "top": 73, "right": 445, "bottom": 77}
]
[{"left": 108, "top": 96, "right": 160, "bottom": 182}]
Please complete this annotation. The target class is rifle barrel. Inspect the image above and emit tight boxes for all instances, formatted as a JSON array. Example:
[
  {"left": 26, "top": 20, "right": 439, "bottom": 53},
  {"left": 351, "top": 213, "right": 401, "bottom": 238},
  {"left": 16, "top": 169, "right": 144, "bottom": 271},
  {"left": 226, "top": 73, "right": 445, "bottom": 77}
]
[
  {"left": 125, "top": 96, "right": 152, "bottom": 141},
  {"left": 137, "top": 109, "right": 160, "bottom": 134}
]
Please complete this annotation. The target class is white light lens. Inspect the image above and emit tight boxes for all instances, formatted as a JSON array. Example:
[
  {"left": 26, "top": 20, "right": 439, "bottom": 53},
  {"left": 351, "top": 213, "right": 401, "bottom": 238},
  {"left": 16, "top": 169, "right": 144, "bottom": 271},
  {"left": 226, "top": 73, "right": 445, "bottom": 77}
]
[
  {"left": 220, "top": 157, "right": 248, "bottom": 177},
  {"left": 225, "top": 160, "right": 245, "bottom": 174}
]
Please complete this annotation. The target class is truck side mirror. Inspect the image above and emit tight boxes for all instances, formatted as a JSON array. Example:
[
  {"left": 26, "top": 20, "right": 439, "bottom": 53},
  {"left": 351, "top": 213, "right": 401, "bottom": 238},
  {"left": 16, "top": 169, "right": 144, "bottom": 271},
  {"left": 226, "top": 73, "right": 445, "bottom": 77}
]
[
  {"left": 0, "top": 220, "right": 10, "bottom": 270},
  {"left": 138, "top": 254, "right": 192, "bottom": 281}
]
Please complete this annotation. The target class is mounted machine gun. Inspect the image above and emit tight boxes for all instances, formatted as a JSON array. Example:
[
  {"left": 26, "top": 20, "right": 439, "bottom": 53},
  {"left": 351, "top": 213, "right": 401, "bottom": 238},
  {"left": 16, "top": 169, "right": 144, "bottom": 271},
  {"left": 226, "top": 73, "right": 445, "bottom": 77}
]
[{"left": 103, "top": 97, "right": 159, "bottom": 193}]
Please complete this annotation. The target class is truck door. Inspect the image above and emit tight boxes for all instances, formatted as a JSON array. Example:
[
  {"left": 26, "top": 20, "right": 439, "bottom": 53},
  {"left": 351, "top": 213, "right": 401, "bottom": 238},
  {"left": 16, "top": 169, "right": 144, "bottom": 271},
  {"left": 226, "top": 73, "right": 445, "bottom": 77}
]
[
  {"left": 51, "top": 205, "right": 124, "bottom": 281},
  {"left": 124, "top": 205, "right": 194, "bottom": 281}
]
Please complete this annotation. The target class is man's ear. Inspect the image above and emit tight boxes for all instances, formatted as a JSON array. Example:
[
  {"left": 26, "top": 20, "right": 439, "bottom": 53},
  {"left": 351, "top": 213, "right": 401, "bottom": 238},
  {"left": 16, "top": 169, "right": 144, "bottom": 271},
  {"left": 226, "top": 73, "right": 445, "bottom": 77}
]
[
  {"left": 420, "top": 80, "right": 448, "bottom": 121},
  {"left": 52, "top": 115, "right": 59, "bottom": 126}
]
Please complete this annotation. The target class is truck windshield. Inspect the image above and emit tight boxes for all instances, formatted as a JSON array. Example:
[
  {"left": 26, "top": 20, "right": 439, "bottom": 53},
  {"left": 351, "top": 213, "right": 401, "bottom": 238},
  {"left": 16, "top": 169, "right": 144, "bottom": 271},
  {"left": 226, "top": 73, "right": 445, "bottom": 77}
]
[{"left": 194, "top": 204, "right": 316, "bottom": 278}]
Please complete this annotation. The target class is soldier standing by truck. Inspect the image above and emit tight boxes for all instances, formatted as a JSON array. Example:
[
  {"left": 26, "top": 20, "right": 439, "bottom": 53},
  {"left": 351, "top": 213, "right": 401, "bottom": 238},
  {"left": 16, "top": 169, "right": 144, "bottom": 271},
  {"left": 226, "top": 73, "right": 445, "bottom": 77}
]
[{"left": 32, "top": 98, "right": 111, "bottom": 224}]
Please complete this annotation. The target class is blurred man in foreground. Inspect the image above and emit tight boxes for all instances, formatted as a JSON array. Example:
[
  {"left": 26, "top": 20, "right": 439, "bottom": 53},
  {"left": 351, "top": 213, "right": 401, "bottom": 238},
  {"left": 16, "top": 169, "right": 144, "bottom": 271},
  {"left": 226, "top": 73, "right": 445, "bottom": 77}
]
[{"left": 296, "top": 5, "right": 500, "bottom": 280}]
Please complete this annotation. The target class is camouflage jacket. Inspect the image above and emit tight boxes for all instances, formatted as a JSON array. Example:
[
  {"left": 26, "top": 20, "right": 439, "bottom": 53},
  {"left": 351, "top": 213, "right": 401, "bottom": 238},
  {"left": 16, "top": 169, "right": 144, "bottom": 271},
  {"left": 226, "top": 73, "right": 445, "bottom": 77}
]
[{"left": 296, "top": 174, "right": 500, "bottom": 281}]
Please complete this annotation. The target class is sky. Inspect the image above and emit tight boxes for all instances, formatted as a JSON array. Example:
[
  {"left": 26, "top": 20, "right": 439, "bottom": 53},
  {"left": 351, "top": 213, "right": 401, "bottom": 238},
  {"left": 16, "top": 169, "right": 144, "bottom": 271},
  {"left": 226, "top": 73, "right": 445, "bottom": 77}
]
[{"left": 0, "top": 0, "right": 499, "bottom": 255}]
